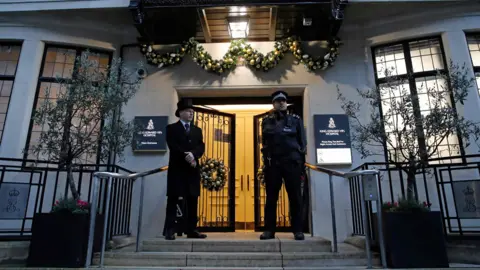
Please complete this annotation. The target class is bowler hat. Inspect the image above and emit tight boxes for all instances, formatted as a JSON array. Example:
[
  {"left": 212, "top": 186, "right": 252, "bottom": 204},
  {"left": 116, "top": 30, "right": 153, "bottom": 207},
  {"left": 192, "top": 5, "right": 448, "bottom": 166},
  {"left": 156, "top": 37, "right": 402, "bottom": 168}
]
[
  {"left": 175, "top": 98, "right": 194, "bottom": 117},
  {"left": 271, "top": 90, "right": 288, "bottom": 102}
]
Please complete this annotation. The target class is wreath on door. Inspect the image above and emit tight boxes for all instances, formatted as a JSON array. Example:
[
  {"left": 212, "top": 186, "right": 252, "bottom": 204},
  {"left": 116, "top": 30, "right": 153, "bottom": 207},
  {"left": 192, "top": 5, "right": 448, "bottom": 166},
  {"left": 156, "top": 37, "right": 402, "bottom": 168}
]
[{"left": 200, "top": 158, "right": 227, "bottom": 191}]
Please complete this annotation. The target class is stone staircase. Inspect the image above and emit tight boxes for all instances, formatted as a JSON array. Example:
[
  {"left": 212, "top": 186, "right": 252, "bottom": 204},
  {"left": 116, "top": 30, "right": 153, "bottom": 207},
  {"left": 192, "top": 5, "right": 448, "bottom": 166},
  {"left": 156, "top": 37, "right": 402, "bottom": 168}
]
[{"left": 93, "top": 233, "right": 378, "bottom": 269}]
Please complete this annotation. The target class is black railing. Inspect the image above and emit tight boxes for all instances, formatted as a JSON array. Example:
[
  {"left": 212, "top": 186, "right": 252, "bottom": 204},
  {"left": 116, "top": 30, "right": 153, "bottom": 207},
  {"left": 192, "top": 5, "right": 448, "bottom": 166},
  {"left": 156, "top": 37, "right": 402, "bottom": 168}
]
[
  {"left": 0, "top": 158, "right": 134, "bottom": 241},
  {"left": 349, "top": 154, "right": 480, "bottom": 242}
]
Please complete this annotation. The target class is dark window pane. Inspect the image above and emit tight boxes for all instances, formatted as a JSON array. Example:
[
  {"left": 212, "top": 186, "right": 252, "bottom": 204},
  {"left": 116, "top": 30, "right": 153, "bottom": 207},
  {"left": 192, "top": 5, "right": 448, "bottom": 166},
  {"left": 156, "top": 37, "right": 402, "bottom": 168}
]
[
  {"left": 409, "top": 38, "right": 444, "bottom": 73},
  {"left": 27, "top": 46, "right": 111, "bottom": 163},
  {"left": 467, "top": 34, "right": 480, "bottom": 67},
  {"left": 373, "top": 37, "right": 458, "bottom": 162},
  {"left": 0, "top": 45, "right": 21, "bottom": 76},
  {"left": 0, "top": 43, "right": 21, "bottom": 143},
  {"left": 374, "top": 44, "right": 406, "bottom": 78}
]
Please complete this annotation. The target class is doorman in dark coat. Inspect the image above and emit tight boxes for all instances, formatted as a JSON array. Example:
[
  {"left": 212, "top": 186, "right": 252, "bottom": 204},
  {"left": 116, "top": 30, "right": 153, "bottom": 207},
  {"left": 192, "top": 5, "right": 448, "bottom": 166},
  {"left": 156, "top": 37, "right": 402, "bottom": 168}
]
[{"left": 163, "top": 98, "right": 207, "bottom": 240}]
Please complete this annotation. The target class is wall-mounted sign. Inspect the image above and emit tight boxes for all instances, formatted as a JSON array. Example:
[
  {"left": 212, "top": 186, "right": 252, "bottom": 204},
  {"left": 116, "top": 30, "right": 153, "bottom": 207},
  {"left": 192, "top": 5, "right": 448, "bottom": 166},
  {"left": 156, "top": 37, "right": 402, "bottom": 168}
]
[
  {"left": 452, "top": 180, "right": 480, "bottom": 219},
  {"left": 132, "top": 116, "right": 168, "bottom": 152},
  {"left": 313, "top": 114, "right": 352, "bottom": 165},
  {"left": 0, "top": 183, "right": 30, "bottom": 220}
]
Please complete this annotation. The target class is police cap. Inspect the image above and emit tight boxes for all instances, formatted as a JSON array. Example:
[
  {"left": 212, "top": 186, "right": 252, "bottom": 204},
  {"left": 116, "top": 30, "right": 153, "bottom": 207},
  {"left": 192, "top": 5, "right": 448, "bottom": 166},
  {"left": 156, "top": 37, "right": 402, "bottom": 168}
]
[{"left": 271, "top": 90, "right": 288, "bottom": 102}]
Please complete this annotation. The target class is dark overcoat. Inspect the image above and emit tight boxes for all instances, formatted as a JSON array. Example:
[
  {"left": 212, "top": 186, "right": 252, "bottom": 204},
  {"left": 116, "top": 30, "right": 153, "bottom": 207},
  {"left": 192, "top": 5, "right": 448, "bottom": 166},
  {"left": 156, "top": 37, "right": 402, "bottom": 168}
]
[{"left": 166, "top": 121, "right": 205, "bottom": 197}]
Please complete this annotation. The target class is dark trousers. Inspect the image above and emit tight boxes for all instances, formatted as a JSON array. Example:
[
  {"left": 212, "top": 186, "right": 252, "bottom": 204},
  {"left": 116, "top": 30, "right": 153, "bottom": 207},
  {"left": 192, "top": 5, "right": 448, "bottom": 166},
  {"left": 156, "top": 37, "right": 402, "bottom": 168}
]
[
  {"left": 264, "top": 161, "right": 303, "bottom": 233},
  {"left": 164, "top": 195, "right": 199, "bottom": 234}
]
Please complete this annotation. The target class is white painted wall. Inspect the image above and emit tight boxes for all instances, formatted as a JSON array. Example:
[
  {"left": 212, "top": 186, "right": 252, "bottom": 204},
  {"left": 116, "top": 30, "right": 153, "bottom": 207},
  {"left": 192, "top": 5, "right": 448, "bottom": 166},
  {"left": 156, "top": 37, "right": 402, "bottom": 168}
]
[
  {"left": 0, "top": 0, "right": 464, "bottom": 13},
  {"left": 0, "top": 1, "right": 479, "bottom": 242},
  {"left": 0, "top": 0, "right": 130, "bottom": 12}
]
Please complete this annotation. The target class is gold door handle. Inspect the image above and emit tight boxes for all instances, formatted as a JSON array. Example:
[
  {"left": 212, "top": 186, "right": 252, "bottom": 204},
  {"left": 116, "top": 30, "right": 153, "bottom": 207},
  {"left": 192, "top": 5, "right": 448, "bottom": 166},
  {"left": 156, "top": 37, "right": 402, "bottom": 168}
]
[
  {"left": 241, "top": 175, "right": 243, "bottom": 191},
  {"left": 247, "top": 175, "right": 250, "bottom": 191}
]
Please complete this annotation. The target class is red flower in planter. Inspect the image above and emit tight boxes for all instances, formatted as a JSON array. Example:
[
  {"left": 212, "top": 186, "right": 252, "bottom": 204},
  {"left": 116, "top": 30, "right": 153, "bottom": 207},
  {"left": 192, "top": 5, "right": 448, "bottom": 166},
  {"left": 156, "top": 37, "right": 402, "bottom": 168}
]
[
  {"left": 76, "top": 200, "right": 89, "bottom": 208},
  {"left": 423, "top": 201, "right": 432, "bottom": 207}
]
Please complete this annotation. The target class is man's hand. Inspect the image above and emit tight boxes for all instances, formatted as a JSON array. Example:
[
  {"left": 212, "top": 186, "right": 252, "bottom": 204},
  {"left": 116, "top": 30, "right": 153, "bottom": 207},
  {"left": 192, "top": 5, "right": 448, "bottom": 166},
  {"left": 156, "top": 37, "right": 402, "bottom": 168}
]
[
  {"left": 185, "top": 152, "right": 194, "bottom": 163},
  {"left": 190, "top": 160, "right": 197, "bottom": 168}
]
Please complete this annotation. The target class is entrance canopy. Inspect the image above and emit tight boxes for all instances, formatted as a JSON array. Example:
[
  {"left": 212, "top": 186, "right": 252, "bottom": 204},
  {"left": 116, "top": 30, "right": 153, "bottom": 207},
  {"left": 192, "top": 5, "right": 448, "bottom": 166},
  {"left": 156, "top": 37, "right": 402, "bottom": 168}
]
[{"left": 129, "top": 0, "right": 348, "bottom": 44}]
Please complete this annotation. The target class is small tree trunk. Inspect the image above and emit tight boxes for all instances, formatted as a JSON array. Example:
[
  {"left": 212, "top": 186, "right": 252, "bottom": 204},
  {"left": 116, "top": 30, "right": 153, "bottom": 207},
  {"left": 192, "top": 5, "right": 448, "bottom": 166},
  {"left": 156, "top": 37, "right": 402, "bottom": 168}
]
[
  {"left": 66, "top": 163, "right": 80, "bottom": 200},
  {"left": 406, "top": 171, "right": 416, "bottom": 201}
]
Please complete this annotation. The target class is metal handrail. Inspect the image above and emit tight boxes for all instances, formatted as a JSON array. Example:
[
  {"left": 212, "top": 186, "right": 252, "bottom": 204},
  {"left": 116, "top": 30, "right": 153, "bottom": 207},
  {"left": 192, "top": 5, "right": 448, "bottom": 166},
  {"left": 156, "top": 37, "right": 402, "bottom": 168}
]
[
  {"left": 305, "top": 162, "right": 387, "bottom": 269},
  {"left": 85, "top": 165, "right": 169, "bottom": 268},
  {"left": 93, "top": 165, "right": 168, "bottom": 179},
  {"left": 86, "top": 162, "right": 386, "bottom": 269}
]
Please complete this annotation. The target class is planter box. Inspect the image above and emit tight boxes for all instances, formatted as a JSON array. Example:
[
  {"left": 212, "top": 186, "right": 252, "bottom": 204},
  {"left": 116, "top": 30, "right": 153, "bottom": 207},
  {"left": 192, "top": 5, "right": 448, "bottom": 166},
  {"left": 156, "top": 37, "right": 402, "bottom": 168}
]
[
  {"left": 383, "top": 211, "right": 449, "bottom": 268},
  {"left": 27, "top": 212, "right": 104, "bottom": 268}
]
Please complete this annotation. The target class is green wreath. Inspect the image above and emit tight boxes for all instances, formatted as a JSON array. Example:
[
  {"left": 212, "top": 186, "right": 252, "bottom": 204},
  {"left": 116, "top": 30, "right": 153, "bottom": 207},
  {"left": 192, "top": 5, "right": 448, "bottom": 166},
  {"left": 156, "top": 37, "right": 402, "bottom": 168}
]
[
  {"left": 140, "top": 36, "right": 341, "bottom": 75},
  {"left": 200, "top": 158, "right": 227, "bottom": 191}
]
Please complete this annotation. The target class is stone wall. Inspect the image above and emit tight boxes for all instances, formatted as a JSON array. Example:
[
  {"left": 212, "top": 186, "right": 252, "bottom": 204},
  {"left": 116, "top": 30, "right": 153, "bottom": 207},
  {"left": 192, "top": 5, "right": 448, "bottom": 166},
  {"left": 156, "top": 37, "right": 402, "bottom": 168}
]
[{"left": 0, "top": 242, "right": 29, "bottom": 266}]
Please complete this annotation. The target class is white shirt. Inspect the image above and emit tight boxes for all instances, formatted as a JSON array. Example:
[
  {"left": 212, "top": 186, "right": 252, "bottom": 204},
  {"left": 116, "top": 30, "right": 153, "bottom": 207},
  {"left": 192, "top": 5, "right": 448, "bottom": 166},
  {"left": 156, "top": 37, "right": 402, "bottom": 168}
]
[{"left": 180, "top": 120, "right": 190, "bottom": 130}]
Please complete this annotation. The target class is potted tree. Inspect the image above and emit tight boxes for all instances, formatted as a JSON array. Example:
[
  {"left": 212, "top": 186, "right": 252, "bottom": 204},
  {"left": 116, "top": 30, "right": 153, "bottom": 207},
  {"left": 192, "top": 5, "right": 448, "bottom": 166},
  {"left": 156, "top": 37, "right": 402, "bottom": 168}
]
[
  {"left": 337, "top": 61, "right": 480, "bottom": 268},
  {"left": 26, "top": 51, "right": 143, "bottom": 267},
  {"left": 27, "top": 196, "right": 104, "bottom": 267},
  {"left": 380, "top": 198, "right": 449, "bottom": 268}
]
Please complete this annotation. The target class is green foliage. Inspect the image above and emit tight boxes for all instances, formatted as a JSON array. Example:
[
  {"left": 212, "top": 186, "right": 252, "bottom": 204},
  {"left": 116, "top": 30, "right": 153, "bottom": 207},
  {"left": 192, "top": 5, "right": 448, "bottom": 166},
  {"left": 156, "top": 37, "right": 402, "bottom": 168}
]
[
  {"left": 51, "top": 197, "right": 91, "bottom": 214},
  {"left": 382, "top": 198, "right": 432, "bottom": 213}
]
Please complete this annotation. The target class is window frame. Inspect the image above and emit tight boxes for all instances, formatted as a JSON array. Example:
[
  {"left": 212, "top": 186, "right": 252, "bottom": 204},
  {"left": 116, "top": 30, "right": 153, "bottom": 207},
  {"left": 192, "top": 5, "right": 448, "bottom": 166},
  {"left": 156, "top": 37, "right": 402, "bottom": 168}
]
[
  {"left": 0, "top": 41, "right": 23, "bottom": 144},
  {"left": 371, "top": 36, "right": 466, "bottom": 164},
  {"left": 465, "top": 33, "right": 480, "bottom": 95},
  {"left": 23, "top": 44, "right": 114, "bottom": 166}
]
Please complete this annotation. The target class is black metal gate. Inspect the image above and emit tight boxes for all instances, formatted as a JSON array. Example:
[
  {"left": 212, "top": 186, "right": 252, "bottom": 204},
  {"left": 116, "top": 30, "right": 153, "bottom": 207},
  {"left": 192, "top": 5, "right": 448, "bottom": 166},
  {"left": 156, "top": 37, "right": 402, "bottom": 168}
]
[
  {"left": 194, "top": 107, "right": 236, "bottom": 232},
  {"left": 253, "top": 106, "right": 310, "bottom": 232}
]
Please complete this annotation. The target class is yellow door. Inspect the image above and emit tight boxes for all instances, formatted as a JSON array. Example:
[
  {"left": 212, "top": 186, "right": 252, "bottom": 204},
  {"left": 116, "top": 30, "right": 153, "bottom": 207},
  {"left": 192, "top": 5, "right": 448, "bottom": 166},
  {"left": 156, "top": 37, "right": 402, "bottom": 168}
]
[
  {"left": 234, "top": 116, "right": 247, "bottom": 230},
  {"left": 234, "top": 113, "right": 256, "bottom": 230},
  {"left": 210, "top": 105, "right": 270, "bottom": 231}
]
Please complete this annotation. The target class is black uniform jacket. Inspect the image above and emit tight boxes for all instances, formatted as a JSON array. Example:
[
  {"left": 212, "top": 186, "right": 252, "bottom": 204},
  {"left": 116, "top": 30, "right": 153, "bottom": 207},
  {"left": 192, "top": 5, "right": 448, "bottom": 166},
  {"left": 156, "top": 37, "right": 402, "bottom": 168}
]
[
  {"left": 261, "top": 111, "right": 307, "bottom": 163},
  {"left": 166, "top": 121, "right": 205, "bottom": 197}
]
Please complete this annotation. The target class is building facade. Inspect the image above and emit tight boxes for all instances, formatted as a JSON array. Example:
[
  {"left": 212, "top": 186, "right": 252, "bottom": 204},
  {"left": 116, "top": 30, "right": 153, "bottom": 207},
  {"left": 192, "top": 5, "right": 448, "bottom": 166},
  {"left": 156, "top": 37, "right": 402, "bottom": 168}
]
[{"left": 0, "top": 0, "right": 479, "bottom": 244}]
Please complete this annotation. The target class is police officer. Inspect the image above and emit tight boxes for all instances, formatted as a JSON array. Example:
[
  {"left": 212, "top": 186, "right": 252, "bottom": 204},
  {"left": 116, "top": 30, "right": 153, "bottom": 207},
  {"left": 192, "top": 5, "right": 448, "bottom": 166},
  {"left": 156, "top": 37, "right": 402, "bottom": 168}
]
[{"left": 260, "top": 90, "right": 307, "bottom": 241}]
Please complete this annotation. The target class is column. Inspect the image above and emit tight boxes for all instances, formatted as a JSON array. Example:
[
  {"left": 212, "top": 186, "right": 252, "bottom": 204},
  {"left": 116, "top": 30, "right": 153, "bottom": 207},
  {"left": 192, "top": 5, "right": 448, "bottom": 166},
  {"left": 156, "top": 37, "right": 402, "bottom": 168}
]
[
  {"left": 442, "top": 31, "right": 480, "bottom": 155},
  {"left": 0, "top": 40, "right": 44, "bottom": 159}
]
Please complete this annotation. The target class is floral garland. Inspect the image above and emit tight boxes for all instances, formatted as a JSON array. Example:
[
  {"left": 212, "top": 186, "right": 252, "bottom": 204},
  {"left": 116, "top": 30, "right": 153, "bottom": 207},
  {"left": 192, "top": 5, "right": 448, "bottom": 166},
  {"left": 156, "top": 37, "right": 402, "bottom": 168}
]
[
  {"left": 200, "top": 158, "right": 227, "bottom": 191},
  {"left": 140, "top": 36, "right": 341, "bottom": 75}
]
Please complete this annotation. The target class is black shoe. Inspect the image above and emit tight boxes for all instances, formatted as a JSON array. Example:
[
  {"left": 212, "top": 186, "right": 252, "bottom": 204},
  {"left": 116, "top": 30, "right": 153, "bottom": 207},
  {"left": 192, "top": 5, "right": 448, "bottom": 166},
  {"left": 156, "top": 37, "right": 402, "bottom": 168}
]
[
  {"left": 260, "top": 231, "right": 275, "bottom": 240},
  {"left": 187, "top": 231, "right": 207, "bottom": 239},
  {"left": 165, "top": 230, "right": 176, "bottom": 240},
  {"left": 294, "top": 232, "right": 305, "bottom": 240}
]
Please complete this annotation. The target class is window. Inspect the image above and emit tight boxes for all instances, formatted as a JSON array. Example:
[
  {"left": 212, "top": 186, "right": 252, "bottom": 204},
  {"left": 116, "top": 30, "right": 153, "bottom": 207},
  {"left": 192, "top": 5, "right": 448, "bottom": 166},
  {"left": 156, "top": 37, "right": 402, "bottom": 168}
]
[
  {"left": 0, "top": 43, "right": 22, "bottom": 143},
  {"left": 372, "top": 37, "right": 462, "bottom": 164},
  {"left": 466, "top": 34, "right": 480, "bottom": 95},
  {"left": 25, "top": 45, "right": 111, "bottom": 165}
]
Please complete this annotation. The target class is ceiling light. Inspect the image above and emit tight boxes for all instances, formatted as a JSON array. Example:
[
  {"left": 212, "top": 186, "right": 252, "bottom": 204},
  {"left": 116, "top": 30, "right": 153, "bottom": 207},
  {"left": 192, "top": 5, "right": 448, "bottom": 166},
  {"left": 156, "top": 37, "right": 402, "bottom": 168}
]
[
  {"left": 227, "top": 16, "right": 250, "bottom": 39},
  {"left": 230, "top": 6, "right": 247, "bottom": 16}
]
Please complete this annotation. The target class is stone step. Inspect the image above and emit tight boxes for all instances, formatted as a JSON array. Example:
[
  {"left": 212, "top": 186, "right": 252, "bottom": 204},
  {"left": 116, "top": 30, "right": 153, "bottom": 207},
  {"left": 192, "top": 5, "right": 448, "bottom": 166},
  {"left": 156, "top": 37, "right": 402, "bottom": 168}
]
[
  {"left": 142, "top": 237, "right": 331, "bottom": 253},
  {"left": 94, "top": 251, "right": 376, "bottom": 268},
  {"left": 82, "top": 267, "right": 371, "bottom": 270}
]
